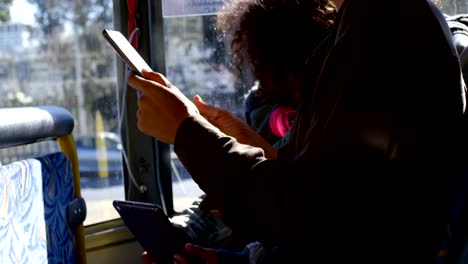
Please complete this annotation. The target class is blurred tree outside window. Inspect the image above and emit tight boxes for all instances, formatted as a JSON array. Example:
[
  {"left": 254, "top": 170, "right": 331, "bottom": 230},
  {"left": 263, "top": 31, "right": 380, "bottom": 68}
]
[{"left": 0, "top": 0, "right": 123, "bottom": 225}]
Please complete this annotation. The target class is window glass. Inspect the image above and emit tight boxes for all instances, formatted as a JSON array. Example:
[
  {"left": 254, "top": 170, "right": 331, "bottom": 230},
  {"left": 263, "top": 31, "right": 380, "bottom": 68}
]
[
  {"left": 0, "top": 0, "right": 124, "bottom": 225},
  {"left": 162, "top": 0, "right": 252, "bottom": 211},
  {"left": 439, "top": 0, "right": 468, "bottom": 14}
]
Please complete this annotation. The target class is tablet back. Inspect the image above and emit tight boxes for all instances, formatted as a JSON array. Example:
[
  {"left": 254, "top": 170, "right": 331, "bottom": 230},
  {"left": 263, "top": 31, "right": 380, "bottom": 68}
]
[{"left": 113, "top": 200, "right": 186, "bottom": 264}]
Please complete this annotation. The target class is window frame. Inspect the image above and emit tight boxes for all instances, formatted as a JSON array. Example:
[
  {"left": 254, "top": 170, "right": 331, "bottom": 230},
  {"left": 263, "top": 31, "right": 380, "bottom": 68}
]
[
  {"left": 84, "top": 0, "right": 174, "bottom": 250},
  {"left": 114, "top": 0, "right": 173, "bottom": 212}
]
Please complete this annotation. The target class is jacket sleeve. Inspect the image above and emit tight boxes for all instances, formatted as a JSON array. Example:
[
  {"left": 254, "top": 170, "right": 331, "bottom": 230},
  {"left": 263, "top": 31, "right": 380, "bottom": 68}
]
[{"left": 174, "top": 115, "right": 323, "bottom": 250}]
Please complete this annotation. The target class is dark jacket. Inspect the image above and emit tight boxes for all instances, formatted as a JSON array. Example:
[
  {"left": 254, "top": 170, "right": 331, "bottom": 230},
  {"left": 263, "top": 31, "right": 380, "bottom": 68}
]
[{"left": 174, "top": 0, "right": 466, "bottom": 263}]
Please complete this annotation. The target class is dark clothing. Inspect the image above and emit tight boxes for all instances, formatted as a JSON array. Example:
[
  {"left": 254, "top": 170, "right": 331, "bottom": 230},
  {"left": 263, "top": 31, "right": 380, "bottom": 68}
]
[
  {"left": 244, "top": 86, "right": 295, "bottom": 149},
  {"left": 174, "top": 0, "right": 466, "bottom": 263}
]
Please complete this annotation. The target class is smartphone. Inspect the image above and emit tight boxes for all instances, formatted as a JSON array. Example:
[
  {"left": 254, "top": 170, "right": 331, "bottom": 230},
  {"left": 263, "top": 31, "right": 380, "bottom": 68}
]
[
  {"left": 102, "top": 29, "right": 151, "bottom": 76},
  {"left": 112, "top": 200, "right": 188, "bottom": 264}
]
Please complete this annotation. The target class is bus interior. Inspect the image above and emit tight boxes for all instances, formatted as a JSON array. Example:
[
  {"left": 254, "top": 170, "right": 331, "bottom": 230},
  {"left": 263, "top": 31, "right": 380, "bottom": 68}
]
[{"left": 1, "top": 0, "right": 468, "bottom": 263}]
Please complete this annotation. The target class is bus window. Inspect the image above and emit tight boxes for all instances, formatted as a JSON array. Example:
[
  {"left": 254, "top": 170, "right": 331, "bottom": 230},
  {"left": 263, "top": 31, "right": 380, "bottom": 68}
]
[
  {"left": 439, "top": 0, "right": 468, "bottom": 14},
  {"left": 0, "top": 0, "right": 124, "bottom": 226}
]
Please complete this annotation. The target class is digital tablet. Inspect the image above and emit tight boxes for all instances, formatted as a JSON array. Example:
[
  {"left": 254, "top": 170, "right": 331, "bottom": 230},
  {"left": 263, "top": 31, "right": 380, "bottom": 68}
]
[{"left": 112, "top": 200, "right": 187, "bottom": 264}]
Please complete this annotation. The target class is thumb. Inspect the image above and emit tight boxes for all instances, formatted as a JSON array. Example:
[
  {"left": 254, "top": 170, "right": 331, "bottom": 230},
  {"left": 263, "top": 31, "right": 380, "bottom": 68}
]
[
  {"left": 141, "top": 69, "right": 172, "bottom": 87},
  {"left": 194, "top": 95, "right": 219, "bottom": 119},
  {"left": 193, "top": 94, "right": 206, "bottom": 107}
]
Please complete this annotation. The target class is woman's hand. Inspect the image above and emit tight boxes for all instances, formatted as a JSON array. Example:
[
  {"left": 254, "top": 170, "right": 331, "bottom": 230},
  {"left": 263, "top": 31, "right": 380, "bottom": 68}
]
[
  {"left": 194, "top": 95, "right": 278, "bottom": 159},
  {"left": 141, "top": 251, "right": 156, "bottom": 264},
  {"left": 140, "top": 243, "right": 218, "bottom": 264},
  {"left": 175, "top": 244, "right": 219, "bottom": 264},
  {"left": 127, "top": 69, "right": 199, "bottom": 144}
]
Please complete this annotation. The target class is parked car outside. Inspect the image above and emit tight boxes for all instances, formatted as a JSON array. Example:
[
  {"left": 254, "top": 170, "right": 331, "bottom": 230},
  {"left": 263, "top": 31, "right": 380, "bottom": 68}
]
[
  {"left": 75, "top": 132, "right": 124, "bottom": 185},
  {"left": 74, "top": 132, "right": 198, "bottom": 189}
]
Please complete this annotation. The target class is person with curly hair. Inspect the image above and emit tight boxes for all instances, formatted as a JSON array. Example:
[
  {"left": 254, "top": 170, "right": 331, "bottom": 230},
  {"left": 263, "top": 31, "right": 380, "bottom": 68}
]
[
  {"left": 134, "top": 0, "right": 466, "bottom": 262},
  {"left": 214, "top": 0, "right": 336, "bottom": 151},
  {"left": 142, "top": 0, "right": 338, "bottom": 263}
]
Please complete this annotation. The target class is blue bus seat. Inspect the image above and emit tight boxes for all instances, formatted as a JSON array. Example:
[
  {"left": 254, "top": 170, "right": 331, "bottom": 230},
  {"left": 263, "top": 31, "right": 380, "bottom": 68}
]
[{"left": 0, "top": 106, "right": 86, "bottom": 264}]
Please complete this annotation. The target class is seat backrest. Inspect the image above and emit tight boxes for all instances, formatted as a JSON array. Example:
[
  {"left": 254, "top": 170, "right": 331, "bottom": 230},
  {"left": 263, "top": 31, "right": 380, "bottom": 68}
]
[{"left": 0, "top": 106, "right": 86, "bottom": 264}]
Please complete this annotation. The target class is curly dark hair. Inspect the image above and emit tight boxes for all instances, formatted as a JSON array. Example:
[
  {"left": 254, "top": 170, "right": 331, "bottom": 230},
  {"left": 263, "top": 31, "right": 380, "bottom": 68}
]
[{"left": 216, "top": 0, "right": 337, "bottom": 107}]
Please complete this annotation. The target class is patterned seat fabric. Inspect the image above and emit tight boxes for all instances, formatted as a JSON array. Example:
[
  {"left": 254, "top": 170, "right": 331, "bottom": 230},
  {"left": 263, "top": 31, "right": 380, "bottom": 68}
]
[{"left": 0, "top": 152, "right": 76, "bottom": 264}]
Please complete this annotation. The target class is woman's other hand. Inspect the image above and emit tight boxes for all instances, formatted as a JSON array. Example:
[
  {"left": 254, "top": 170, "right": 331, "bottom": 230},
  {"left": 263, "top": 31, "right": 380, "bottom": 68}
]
[
  {"left": 175, "top": 243, "right": 219, "bottom": 264},
  {"left": 194, "top": 95, "right": 277, "bottom": 159},
  {"left": 140, "top": 251, "right": 156, "bottom": 264},
  {"left": 140, "top": 243, "right": 218, "bottom": 264}
]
